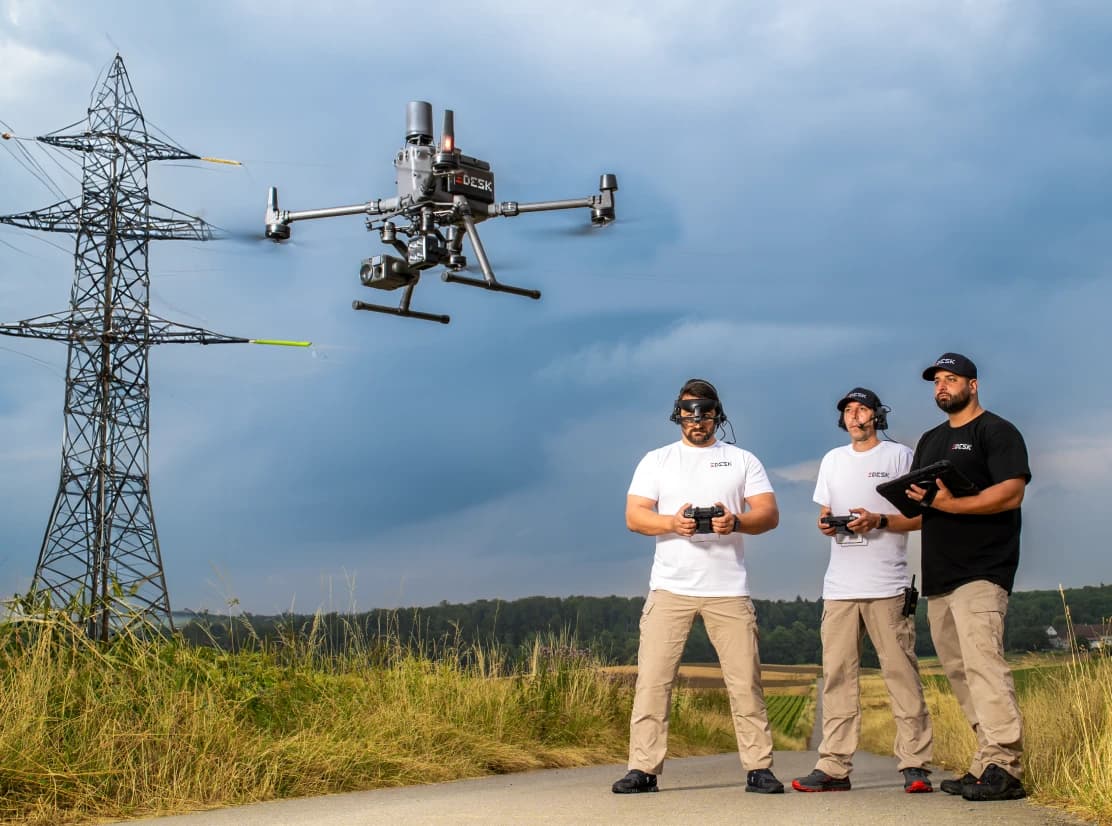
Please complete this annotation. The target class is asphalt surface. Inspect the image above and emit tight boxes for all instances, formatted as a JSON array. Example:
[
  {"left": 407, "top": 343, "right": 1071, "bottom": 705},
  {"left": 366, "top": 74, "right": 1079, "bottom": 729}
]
[{"left": 121, "top": 751, "right": 1090, "bottom": 825}]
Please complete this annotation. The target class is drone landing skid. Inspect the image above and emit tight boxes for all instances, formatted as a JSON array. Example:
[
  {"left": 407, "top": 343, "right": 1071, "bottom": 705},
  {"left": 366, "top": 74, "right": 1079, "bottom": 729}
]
[
  {"left": 351, "top": 300, "right": 449, "bottom": 324},
  {"left": 352, "top": 281, "right": 450, "bottom": 324},
  {"left": 441, "top": 272, "right": 541, "bottom": 300}
]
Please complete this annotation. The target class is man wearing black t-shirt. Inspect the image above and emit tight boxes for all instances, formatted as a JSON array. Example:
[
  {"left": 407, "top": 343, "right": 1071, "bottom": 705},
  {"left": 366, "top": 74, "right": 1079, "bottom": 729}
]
[{"left": 906, "top": 353, "right": 1030, "bottom": 803}]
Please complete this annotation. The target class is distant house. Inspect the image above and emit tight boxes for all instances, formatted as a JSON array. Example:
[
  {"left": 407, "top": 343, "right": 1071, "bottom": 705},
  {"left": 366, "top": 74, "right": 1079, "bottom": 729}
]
[{"left": 1051, "top": 623, "right": 1112, "bottom": 651}]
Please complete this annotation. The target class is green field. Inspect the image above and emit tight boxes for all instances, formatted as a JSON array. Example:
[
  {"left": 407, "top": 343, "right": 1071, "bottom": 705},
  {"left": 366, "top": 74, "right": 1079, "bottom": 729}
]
[{"left": 767, "top": 694, "right": 808, "bottom": 734}]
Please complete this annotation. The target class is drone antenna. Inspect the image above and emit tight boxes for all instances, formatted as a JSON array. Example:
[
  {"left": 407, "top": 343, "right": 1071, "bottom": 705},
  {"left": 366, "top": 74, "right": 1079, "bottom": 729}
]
[
  {"left": 441, "top": 109, "right": 454, "bottom": 153},
  {"left": 434, "top": 109, "right": 458, "bottom": 173}
]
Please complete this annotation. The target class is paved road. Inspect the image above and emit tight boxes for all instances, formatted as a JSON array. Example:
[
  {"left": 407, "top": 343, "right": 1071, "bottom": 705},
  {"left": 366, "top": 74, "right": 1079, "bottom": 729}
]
[{"left": 122, "top": 751, "right": 1089, "bottom": 825}]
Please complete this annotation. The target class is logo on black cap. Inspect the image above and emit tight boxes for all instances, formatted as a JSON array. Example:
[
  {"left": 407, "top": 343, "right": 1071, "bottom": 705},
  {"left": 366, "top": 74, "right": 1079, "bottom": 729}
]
[{"left": 922, "top": 353, "right": 977, "bottom": 381}]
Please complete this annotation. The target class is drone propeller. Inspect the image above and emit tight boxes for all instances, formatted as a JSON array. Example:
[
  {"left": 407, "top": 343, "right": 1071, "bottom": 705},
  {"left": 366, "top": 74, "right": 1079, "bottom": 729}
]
[
  {"left": 557, "top": 220, "right": 617, "bottom": 237},
  {"left": 521, "top": 217, "right": 620, "bottom": 239},
  {"left": 210, "top": 222, "right": 317, "bottom": 249}
]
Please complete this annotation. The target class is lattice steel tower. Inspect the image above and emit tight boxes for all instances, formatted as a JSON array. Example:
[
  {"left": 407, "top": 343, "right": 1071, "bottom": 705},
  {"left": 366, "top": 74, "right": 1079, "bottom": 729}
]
[{"left": 0, "top": 56, "right": 279, "bottom": 640}]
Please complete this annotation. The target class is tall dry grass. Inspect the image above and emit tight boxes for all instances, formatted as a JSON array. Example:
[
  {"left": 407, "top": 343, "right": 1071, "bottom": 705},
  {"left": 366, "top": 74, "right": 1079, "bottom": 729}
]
[
  {"left": 1018, "top": 652, "right": 1112, "bottom": 823},
  {"left": 858, "top": 591, "right": 1112, "bottom": 824},
  {"left": 0, "top": 614, "right": 736, "bottom": 825}
]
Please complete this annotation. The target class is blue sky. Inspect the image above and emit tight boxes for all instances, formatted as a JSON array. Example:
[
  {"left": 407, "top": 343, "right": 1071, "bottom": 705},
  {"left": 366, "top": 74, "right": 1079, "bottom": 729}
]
[{"left": 1, "top": 1, "right": 1110, "bottom": 613}]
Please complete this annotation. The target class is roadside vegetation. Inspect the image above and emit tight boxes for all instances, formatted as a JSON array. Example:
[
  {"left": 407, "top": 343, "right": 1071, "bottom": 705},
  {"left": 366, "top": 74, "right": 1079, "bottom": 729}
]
[
  {"left": 0, "top": 613, "right": 766, "bottom": 825},
  {"left": 858, "top": 598, "right": 1111, "bottom": 824},
  {"left": 7, "top": 591, "right": 1103, "bottom": 824}
]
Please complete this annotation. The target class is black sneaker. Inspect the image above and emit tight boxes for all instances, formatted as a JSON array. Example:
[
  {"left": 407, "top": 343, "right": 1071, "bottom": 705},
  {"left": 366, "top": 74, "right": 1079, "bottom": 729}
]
[
  {"left": 962, "top": 764, "right": 1026, "bottom": 801},
  {"left": 746, "top": 768, "right": 785, "bottom": 794},
  {"left": 940, "top": 772, "right": 978, "bottom": 795},
  {"left": 612, "top": 769, "right": 658, "bottom": 794},
  {"left": 791, "top": 769, "right": 851, "bottom": 792},
  {"left": 902, "top": 767, "right": 933, "bottom": 793}
]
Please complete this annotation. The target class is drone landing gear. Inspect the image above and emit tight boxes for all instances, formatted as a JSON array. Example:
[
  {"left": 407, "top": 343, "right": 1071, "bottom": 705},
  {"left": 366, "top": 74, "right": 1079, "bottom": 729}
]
[
  {"left": 440, "top": 272, "right": 540, "bottom": 299},
  {"left": 352, "top": 282, "right": 450, "bottom": 325},
  {"left": 441, "top": 200, "right": 542, "bottom": 300}
]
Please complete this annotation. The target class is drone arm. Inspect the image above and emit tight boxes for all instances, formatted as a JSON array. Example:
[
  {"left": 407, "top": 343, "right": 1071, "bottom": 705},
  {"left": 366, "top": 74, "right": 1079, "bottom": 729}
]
[
  {"left": 488, "top": 197, "right": 590, "bottom": 217},
  {"left": 265, "top": 186, "right": 402, "bottom": 241},
  {"left": 283, "top": 197, "right": 401, "bottom": 223},
  {"left": 487, "top": 196, "right": 591, "bottom": 217},
  {"left": 489, "top": 173, "right": 617, "bottom": 224}
]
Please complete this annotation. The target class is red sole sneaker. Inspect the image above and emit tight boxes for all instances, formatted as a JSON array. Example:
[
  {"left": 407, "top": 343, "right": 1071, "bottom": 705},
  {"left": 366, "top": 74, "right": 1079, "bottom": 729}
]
[{"left": 791, "top": 780, "right": 851, "bottom": 792}]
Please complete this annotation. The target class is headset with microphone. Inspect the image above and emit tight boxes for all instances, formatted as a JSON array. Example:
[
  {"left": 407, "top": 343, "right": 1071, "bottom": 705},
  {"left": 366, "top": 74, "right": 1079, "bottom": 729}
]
[{"left": 836, "top": 387, "right": 890, "bottom": 431}]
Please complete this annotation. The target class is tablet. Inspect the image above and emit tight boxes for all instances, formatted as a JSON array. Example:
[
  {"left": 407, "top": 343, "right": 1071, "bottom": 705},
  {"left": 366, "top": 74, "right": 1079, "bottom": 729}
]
[{"left": 875, "top": 460, "right": 979, "bottom": 518}]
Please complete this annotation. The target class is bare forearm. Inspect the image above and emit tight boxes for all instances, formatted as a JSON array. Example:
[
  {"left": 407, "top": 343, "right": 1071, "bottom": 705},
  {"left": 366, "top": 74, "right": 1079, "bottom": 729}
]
[
  {"left": 626, "top": 507, "right": 673, "bottom": 536},
  {"left": 885, "top": 513, "right": 921, "bottom": 532},
  {"left": 737, "top": 507, "right": 778, "bottom": 535}
]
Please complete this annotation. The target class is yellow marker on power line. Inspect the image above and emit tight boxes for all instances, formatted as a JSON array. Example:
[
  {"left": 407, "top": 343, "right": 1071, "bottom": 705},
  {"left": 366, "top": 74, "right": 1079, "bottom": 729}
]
[
  {"left": 250, "top": 339, "right": 311, "bottom": 347},
  {"left": 201, "top": 156, "right": 242, "bottom": 166}
]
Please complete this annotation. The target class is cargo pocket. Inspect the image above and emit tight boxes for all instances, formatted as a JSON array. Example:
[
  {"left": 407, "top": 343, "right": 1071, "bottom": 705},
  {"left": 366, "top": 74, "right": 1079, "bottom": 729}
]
[
  {"left": 639, "top": 592, "right": 656, "bottom": 630},
  {"left": 967, "top": 591, "right": 1006, "bottom": 657}
]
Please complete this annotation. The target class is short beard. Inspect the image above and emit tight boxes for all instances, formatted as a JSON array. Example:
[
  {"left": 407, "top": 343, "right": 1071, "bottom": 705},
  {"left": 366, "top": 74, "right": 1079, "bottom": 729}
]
[
  {"left": 935, "top": 389, "right": 971, "bottom": 414},
  {"left": 684, "top": 427, "right": 714, "bottom": 445}
]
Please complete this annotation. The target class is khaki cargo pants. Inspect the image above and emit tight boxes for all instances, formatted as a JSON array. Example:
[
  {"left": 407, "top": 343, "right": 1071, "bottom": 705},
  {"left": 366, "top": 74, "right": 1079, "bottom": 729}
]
[
  {"left": 816, "top": 595, "right": 933, "bottom": 778},
  {"left": 927, "top": 579, "right": 1023, "bottom": 779},
  {"left": 627, "top": 589, "right": 774, "bottom": 775}
]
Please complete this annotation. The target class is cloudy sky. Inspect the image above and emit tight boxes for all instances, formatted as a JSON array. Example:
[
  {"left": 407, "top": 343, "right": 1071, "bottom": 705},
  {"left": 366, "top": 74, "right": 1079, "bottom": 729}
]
[{"left": 1, "top": 1, "right": 1110, "bottom": 614}]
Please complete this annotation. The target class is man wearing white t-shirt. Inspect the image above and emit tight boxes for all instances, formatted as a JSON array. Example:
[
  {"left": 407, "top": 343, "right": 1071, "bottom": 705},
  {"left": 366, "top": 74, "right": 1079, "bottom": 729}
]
[
  {"left": 792, "top": 387, "right": 934, "bottom": 795},
  {"left": 611, "top": 378, "right": 784, "bottom": 796}
]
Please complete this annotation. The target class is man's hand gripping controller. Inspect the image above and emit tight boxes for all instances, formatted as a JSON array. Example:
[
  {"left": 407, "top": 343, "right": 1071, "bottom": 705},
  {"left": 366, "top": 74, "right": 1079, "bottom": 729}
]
[{"left": 683, "top": 505, "right": 725, "bottom": 534}]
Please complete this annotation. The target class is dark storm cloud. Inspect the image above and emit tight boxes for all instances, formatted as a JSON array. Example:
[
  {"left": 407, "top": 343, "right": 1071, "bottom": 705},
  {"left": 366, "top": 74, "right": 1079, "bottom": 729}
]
[{"left": 1, "top": 1, "right": 1111, "bottom": 610}]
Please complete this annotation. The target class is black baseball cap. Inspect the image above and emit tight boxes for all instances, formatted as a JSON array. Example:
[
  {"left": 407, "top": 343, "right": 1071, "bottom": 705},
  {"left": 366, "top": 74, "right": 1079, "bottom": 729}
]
[
  {"left": 922, "top": 352, "right": 977, "bottom": 381},
  {"left": 836, "top": 387, "right": 882, "bottom": 412}
]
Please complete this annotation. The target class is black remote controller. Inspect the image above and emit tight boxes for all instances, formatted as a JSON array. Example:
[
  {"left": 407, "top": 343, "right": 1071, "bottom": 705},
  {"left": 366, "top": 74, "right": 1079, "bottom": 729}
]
[
  {"left": 683, "top": 505, "right": 725, "bottom": 534},
  {"left": 821, "top": 514, "right": 856, "bottom": 535}
]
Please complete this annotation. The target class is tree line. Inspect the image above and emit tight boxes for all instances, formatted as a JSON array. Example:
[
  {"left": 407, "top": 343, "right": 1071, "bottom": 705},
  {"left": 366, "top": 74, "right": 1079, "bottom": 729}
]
[{"left": 180, "top": 583, "right": 1111, "bottom": 666}]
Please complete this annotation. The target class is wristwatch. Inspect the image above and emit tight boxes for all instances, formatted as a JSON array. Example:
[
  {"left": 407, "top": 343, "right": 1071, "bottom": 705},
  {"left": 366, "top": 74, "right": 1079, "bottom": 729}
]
[
  {"left": 878, "top": 515, "right": 889, "bottom": 530},
  {"left": 733, "top": 516, "right": 742, "bottom": 533}
]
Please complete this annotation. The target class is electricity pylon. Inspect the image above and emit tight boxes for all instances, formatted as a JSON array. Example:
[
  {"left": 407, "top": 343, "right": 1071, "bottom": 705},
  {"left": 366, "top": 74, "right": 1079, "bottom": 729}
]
[{"left": 0, "top": 55, "right": 304, "bottom": 640}]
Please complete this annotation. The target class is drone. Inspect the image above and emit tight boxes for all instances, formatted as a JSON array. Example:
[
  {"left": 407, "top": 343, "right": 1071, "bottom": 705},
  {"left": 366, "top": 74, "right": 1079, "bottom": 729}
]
[{"left": 264, "top": 101, "right": 618, "bottom": 324}]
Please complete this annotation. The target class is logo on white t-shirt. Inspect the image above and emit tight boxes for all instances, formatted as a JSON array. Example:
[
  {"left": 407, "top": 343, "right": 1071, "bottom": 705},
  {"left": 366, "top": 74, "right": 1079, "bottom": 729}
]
[{"left": 710, "top": 461, "right": 732, "bottom": 467}]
